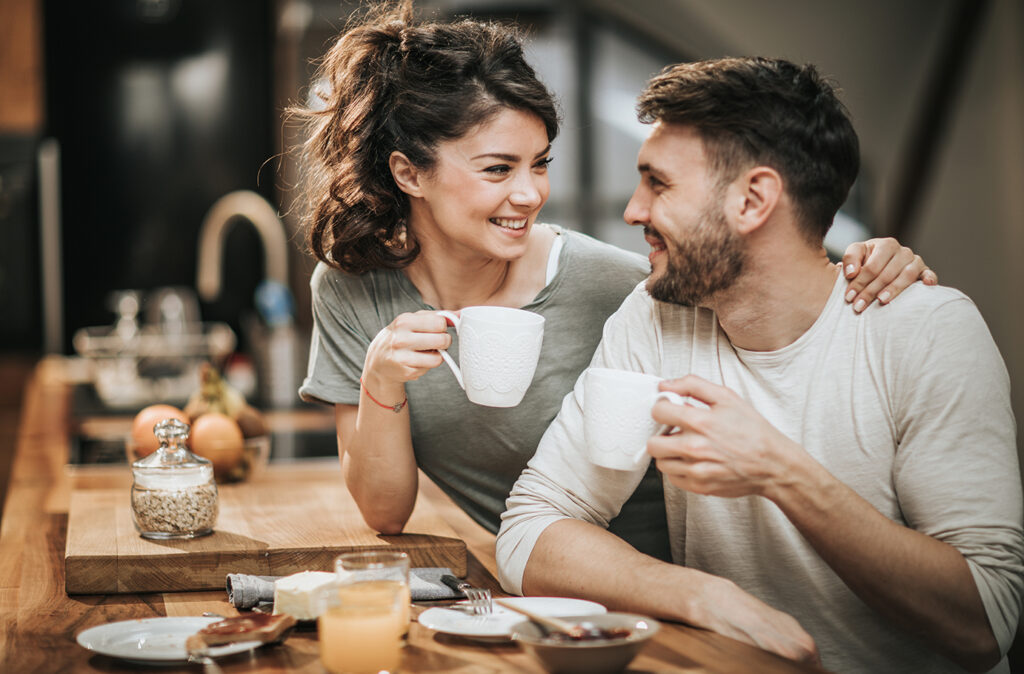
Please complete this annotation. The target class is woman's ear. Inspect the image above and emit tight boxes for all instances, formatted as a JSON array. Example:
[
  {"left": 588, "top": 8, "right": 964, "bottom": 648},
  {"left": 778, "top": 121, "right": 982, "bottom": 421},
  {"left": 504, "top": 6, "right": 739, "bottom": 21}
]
[
  {"left": 732, "top": 166, "right": 782, "bottom": 234},
  {"left": 389, "top": 151, "right": 423, "bottom": 197}
]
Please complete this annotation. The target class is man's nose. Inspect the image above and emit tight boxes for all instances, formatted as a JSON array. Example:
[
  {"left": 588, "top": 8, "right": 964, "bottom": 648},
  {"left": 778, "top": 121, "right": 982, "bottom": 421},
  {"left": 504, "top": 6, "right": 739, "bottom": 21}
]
[{"left": 623, "top": 187, "right": 649, "bottom": 226}]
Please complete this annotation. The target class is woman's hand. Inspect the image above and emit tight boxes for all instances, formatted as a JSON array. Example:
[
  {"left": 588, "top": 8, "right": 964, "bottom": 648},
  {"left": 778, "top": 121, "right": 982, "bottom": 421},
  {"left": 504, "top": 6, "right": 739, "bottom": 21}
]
[
  {"left": 363, "top": 310, "right": 452, "bottom": 390},
  {"left": 842, "top": 238, "right": 938, "bottom": 313}
]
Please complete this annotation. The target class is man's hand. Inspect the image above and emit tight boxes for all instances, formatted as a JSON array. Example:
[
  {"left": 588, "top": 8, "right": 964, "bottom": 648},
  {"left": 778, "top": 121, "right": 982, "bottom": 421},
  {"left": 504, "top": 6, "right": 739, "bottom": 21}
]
[
  {"left": 647, "top": 375, "right": 810, "bottom": 499},
  {"left": 695, "top": 574, "right": 821, "bottom": 666}
]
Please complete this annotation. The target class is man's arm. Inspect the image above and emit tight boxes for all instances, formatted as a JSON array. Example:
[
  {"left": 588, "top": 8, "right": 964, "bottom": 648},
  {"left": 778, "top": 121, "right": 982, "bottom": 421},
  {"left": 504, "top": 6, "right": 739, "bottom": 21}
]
[
  {"left": 521, "top": 517, "right": 820, "bottom": 664},
  {"left": 775, "top": 459, "right": 999, "bottom": 671}
]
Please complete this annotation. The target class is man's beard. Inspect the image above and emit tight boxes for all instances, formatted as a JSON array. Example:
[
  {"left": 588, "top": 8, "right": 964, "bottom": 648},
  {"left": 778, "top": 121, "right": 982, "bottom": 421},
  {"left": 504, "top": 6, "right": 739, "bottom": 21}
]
[{"left": 646, "top": 200, "right": 746, "bottom": 307}]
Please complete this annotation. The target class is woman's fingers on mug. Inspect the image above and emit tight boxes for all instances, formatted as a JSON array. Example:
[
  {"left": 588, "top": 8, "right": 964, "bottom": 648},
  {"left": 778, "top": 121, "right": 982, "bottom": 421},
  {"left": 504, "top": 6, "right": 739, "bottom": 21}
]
[
  {"left": 435, "top": 309, "right": 461, "bottom": 328},
  {"left": 399, "top": 350, "right": 445, "bottom": 377},
  {"left": 393, "top": 310, "right": 451, "bottom": 332},
  {"left": 404, "top": 330, "right": 451, "bottom": 352}
]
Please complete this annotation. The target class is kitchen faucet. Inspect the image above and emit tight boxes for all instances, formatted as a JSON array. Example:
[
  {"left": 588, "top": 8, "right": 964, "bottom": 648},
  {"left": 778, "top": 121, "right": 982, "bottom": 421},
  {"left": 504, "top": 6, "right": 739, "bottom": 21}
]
[
  {"left": 196, "top": 190, "right": 299, "bottom": 407},
  {"left": 196, "top": 190, "right": 289, "bottom": 302}
]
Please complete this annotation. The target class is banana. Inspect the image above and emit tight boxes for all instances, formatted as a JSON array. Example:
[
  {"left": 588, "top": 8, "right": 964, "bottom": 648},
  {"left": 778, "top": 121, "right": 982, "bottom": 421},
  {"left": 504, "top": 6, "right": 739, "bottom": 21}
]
[{"left": 186, "top": 363, "right": 267, "bottom": 438}]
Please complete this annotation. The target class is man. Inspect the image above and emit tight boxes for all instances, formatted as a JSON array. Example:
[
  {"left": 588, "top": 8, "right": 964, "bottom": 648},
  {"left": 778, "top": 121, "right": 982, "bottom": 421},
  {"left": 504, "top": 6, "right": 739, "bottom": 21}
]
[{"left": 496, "top": 57, "right": 1023, "bottom": 673}]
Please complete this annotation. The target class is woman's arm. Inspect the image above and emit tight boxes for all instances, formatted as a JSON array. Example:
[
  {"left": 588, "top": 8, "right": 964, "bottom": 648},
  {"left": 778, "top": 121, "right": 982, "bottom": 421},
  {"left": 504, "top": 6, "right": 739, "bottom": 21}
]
[{"left": 337, "top": 310, "right": 452, "bottom": 534}]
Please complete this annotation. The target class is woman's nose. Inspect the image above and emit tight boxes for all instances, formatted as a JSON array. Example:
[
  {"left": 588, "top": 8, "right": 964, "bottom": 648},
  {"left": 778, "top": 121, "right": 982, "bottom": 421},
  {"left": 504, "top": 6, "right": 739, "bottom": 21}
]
[{"left": 509, "top": 173, "right": 544, "bottom": 209}]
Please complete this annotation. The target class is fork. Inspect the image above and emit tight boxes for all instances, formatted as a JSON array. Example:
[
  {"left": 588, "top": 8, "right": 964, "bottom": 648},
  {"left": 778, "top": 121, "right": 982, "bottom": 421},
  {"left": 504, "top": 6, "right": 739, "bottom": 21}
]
[{"left": 440, "top": 574, "right": 493, "bottom": 615}]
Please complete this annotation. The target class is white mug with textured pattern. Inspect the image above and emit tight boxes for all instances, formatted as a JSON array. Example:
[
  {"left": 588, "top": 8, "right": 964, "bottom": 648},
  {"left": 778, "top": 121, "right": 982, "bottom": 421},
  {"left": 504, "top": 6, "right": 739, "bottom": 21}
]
[
  {"left": 435, "top": 306, "right": 545, "bottom": 408},
  {"left": 583, "top": 367, "right": 691, "bottom": 471}
]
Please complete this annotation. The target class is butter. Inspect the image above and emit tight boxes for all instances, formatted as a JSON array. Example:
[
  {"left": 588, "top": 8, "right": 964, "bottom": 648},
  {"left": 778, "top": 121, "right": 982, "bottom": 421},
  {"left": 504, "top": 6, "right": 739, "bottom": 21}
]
[{"left": 273, "top": 571, "right": 337, "bottom": 620}]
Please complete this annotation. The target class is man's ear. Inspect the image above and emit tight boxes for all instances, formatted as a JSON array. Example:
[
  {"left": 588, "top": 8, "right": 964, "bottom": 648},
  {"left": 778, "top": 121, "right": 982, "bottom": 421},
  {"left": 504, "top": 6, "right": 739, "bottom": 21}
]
[
  {"left": 732, "top": 166, "right": 782, "bottom": 234},
  {"left": 389, "top": 151, "right": 423, "bottom": 197}
]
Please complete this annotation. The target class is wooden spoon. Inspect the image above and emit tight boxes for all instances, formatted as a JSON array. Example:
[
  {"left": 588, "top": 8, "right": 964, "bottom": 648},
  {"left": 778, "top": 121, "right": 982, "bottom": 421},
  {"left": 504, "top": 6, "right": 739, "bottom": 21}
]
[{"left": 495, "top": 599, "right": 587, "bottom": 638}]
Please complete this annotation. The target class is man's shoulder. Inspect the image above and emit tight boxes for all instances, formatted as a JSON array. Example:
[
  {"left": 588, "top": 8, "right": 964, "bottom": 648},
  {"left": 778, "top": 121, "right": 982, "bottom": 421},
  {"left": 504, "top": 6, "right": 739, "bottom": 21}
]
[
  {"left": 858, "top": 282, "right": 1000, "bottom": 367},
  {"left": 867, "top": 282, "right": 980, "bottom": 325}
]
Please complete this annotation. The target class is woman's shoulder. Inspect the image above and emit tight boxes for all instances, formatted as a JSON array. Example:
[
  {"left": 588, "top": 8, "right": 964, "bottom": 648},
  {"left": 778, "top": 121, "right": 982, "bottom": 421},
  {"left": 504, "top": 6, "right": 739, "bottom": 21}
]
[
  {"left": 310, "top": 260, "right": 387, "bottom": 293},
  {"left": 547, "top": 225, "right": 649, "bottom": 279},
  {"left": 309, "top": 261, "right": 402, "bottom": 315},
  {"left": 546, "top": 225, "right": 646, "bottom": 267}
]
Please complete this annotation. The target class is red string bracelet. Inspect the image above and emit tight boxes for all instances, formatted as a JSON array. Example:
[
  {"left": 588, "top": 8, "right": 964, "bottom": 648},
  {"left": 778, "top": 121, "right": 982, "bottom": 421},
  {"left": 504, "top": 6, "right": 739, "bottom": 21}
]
[{"left": 360, "top": 377, "right": 408, "bottom": 413}]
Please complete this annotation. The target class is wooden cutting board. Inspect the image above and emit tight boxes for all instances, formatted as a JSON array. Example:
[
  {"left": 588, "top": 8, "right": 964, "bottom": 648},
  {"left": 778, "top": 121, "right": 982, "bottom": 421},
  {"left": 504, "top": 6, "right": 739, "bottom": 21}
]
[{"left": 64, "top": 467, "right": 468, "bottom": 594}]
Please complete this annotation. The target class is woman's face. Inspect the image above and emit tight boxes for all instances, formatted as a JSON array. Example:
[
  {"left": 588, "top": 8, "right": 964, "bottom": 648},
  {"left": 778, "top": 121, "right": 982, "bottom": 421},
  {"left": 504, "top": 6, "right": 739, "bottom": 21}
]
[{"left": 410, "top": 107, "right": 552, "bottom": 261}]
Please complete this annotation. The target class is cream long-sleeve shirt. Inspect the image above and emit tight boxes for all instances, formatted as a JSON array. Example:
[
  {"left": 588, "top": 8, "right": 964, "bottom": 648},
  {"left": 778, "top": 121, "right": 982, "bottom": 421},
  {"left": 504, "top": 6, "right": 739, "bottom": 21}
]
[{"left": 497, "top": 274, "right": 1023, "bottom": 673}]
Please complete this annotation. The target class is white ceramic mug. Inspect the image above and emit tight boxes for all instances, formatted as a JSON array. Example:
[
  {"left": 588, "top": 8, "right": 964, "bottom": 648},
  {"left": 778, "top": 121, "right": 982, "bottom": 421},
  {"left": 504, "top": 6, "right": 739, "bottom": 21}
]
[
  {"left": 436, "top": 306, "right": 545, "bottom": 408},
  {"left": 583, "top": 367, "right": 691, "bottom": 471}
]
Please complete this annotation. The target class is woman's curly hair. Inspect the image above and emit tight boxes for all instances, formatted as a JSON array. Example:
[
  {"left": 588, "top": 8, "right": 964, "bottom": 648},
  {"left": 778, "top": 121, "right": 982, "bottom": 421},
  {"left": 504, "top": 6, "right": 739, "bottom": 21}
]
[{"left": 293, "top": 0, "right": 559, "bottom": 274}]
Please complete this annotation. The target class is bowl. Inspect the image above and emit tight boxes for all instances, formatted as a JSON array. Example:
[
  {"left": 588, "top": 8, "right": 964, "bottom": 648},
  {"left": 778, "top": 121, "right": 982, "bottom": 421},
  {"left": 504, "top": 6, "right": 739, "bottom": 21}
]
[
  {"left": 219, "top": 434, "right": 271, "bottom": 483},
  {"left": 511, "top": 613, "right": 660, "bottom": 674}
]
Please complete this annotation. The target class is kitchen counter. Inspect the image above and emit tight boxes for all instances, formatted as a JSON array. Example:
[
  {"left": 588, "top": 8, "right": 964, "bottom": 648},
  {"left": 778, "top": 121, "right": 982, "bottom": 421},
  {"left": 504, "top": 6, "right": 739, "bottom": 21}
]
[{"left": 0, "top": 357, "right": 822, "bottom": 672}]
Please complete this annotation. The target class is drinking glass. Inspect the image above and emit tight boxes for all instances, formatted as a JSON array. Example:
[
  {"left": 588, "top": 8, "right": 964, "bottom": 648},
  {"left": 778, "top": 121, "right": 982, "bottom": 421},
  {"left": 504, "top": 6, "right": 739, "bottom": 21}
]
[{"left": 319, "top": 551, "right": 410, "bottom": 674}]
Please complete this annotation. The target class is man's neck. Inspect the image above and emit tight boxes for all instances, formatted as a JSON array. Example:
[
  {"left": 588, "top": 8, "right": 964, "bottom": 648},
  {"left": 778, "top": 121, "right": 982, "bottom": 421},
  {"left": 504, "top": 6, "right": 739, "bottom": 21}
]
[{"left": 706, "top": 245, "right": 839, "bottom": 352}]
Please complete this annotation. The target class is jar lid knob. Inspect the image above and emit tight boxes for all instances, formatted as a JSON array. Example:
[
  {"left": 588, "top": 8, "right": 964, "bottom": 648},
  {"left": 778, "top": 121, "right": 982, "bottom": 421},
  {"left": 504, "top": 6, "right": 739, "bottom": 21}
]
[{"left": 154, "top": 418, "right": 190, "bottom": 445}]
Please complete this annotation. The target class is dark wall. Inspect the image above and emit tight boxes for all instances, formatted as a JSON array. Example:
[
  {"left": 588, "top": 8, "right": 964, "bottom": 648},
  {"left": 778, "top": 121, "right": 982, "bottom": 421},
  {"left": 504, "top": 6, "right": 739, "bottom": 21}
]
[
  {"left": 43, "top": 0, "right": 274, "bottom": 352},
  {"left": 0, "top": 135, "right": 42, "bottom": 352}
]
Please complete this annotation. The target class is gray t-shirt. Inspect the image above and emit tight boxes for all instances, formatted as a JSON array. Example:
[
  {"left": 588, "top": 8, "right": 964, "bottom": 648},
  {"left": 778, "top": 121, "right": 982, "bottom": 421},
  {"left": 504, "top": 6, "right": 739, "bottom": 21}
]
[{"left": 300, "top": 226, "right": 669, "bottom": 559}]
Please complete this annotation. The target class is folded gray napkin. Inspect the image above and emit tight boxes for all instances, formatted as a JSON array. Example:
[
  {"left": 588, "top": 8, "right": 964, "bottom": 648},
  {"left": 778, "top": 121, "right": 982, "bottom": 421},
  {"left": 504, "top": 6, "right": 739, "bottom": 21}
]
[
  {"left": 226, "top": 574, "right": 277, "bottom": 610},
  {"left": 226, "top": 567, "right": 462, "bottom": 610},
  {"left": 407, "top": 567, "right": 463, "bottom": 601}
]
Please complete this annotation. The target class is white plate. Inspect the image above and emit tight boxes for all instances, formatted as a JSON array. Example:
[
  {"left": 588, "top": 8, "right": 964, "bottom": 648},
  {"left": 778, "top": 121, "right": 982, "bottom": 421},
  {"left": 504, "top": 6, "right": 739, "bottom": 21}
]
[
  {"left": 418, "top": 597, "right": 606, "bottom": 641},
  {"left": 76, "top": 616, "right": 263, "bottom": 665}
]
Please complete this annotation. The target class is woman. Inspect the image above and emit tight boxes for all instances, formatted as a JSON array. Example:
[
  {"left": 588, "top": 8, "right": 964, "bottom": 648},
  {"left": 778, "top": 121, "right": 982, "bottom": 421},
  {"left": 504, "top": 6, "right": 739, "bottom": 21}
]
[{"left": 295, "top": 1, "right": 933, "bottom": 560}]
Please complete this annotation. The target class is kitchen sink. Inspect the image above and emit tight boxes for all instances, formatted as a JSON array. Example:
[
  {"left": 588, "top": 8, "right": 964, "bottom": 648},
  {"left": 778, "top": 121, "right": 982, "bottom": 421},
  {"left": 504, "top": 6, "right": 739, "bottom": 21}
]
[
  {"left": 68, "top": 429, "right": 338, "bottom": 466},
  {"left": 68, "top": 383, "right": 337, "bottom": 466}
]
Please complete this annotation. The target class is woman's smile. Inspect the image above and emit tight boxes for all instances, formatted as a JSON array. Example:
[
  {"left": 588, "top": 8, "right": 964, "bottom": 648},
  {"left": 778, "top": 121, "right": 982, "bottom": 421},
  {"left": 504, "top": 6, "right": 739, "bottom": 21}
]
[{"left": 491, "top": 217, "right": 528, "bottom": 230}]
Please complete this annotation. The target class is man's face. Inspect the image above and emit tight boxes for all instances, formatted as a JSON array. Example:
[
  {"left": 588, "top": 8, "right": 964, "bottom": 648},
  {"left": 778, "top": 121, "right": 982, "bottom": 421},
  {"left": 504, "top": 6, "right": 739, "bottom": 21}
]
[{"left": 623, "top": 123, "right": 745, "bottom": 307}]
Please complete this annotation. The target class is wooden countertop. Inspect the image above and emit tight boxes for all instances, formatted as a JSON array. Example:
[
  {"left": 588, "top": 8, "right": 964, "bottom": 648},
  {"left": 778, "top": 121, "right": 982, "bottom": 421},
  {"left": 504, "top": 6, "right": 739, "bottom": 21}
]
[{"left": 0, "top": 357, "right": 822, "bottom": 672}]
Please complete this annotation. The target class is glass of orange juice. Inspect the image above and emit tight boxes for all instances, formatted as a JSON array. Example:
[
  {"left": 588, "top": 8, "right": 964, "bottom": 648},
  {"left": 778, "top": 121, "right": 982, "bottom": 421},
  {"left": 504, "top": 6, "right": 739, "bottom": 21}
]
[{"left": 319, "top": 551, "right": 410, "bottom": 674}]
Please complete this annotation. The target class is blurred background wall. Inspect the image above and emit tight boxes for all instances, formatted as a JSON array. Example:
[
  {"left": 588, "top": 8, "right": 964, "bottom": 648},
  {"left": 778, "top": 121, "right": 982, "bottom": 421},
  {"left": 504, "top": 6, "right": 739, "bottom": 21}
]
[{"left": 1, "top": 0, "right": 1021, "bottom": 463}]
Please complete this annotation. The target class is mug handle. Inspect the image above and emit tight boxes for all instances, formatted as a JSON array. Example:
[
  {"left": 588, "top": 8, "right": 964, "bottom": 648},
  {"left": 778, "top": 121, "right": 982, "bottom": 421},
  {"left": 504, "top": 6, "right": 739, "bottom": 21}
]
[
  {"left": 632, "top": 391, "right": 690, "bottom": 464},
  {"left": 435, "top": 310, "right": 464, "bottom": 390}
]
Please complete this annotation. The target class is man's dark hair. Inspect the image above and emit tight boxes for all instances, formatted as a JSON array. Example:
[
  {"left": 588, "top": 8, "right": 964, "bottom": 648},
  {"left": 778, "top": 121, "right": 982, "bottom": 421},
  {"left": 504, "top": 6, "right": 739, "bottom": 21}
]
[{"left": 637, "top": 56, "right": 859, "bottom": 242}]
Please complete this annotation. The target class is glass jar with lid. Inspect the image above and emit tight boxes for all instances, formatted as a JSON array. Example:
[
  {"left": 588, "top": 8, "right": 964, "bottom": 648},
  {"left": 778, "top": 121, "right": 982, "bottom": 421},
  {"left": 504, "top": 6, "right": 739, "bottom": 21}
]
[{"left": 131, "top": 418, "right": 218, "bottom": 539}]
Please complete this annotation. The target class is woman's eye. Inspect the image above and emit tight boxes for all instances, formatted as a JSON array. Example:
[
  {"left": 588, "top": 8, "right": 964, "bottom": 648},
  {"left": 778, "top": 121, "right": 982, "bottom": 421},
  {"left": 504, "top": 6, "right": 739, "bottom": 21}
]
[
  {"left": 484, "top": 165, "right": 511, "bottom": 175},
  {"left": 533, "top": 156, "right": 553, "bottom": 170}
]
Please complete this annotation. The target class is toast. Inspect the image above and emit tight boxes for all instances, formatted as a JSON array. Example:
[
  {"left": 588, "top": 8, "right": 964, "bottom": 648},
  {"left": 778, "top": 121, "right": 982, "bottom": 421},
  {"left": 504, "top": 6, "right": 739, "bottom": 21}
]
[{"left": 185, "top": 612, "right": 296, "bottom": 652}]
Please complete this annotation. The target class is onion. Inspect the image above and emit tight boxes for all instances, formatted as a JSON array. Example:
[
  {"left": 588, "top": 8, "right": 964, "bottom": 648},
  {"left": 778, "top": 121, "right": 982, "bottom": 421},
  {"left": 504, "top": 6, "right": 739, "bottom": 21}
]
[
  {"left": 190, "top": 412, "right": 245, "bottom": 478},
  {"left": 130, "top": 404, "right": 190, "bottom": 458}
]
